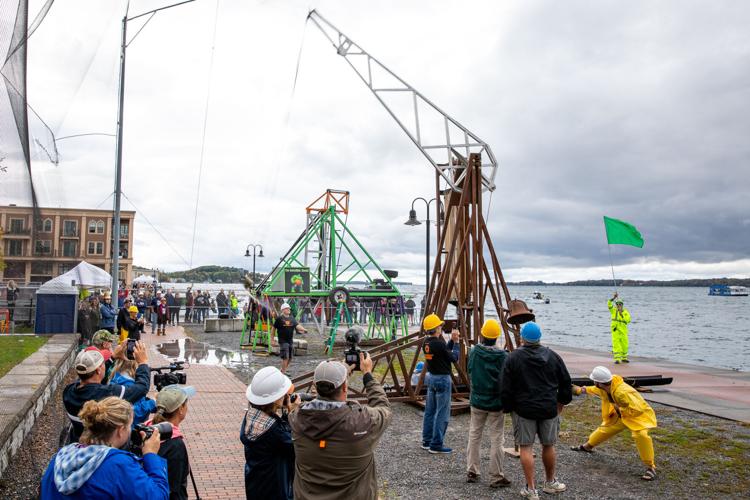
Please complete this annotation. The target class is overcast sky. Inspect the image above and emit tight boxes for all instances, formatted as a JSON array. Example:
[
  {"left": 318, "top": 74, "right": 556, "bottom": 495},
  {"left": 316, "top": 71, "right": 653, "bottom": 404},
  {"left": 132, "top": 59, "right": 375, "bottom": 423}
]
[{"left": 4, "top": 0, "right": 750, "bottom": 283}]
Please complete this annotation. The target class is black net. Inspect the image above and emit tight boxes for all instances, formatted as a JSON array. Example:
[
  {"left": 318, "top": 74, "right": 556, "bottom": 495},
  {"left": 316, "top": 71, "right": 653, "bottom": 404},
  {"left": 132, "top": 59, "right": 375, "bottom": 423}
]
[{"left": 0, "top": 0, "right": 58, "bottom": 228}]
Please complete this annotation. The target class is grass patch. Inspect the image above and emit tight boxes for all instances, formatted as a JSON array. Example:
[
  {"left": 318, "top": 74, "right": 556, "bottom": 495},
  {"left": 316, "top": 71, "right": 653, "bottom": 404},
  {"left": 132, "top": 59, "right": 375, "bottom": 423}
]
[
  {"left": 0, "top": 335, "right": 49, "bottom": 378},
  {"left": 560, "top": 395, "right": 750, "bottom": 496},
  {"left": 371, "top": 349, "right": 421, "bottom": 382}
]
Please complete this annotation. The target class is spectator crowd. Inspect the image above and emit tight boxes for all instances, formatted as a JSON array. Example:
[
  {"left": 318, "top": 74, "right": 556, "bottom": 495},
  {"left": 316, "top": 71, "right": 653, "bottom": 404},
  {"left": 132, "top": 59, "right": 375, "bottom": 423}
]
[{"left": 36, "top": 287, "right": 657, "bottom": 500}]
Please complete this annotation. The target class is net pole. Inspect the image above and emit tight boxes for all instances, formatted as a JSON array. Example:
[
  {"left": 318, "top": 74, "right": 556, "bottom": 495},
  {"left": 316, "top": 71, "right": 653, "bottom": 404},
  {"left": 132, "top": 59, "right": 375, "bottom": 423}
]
[{"left": 111, "top": 14, "right": 128, "bottom": 297}]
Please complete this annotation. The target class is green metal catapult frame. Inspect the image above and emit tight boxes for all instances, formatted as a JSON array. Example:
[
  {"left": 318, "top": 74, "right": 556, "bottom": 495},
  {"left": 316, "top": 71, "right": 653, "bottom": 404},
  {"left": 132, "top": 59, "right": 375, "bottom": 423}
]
[{"left": 252, "top": 194, "right": 408, "bottom": 351}]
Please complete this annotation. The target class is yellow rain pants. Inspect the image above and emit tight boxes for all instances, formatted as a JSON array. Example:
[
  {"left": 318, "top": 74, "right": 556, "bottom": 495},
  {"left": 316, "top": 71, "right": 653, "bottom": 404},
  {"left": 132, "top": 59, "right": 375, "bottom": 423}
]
[
  {"left": 582, "top": 375, "right": 657, "bottom": 468},
  {"left": 608, "top": 300, "right": 631, "bottom": 362},
  {"left": 587, "top": 420, "right": 655, "bottom": 468}
]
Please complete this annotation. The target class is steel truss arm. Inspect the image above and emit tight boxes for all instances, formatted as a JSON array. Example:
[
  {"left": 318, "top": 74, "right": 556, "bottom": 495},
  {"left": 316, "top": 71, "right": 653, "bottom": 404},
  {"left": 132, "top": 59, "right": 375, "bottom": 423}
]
[{"left": 308, "top": 9, "right": 497, "bottom": 192}]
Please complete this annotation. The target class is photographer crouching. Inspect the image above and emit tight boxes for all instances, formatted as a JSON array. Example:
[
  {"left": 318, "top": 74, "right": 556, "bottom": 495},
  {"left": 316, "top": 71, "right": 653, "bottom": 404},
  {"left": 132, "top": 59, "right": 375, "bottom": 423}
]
[
  {"left": 289, "top": 327, "right": 392, "bottom": 500},
  {"left": 63, "top": 340, "right": 151, "bottom": 443}
]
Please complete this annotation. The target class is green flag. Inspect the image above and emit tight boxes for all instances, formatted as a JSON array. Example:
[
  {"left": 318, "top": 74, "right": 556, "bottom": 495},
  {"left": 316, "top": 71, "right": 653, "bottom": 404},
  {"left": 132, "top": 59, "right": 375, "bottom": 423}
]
[{"left": 603, "top": 216, "right": 644, "bottom": 248}]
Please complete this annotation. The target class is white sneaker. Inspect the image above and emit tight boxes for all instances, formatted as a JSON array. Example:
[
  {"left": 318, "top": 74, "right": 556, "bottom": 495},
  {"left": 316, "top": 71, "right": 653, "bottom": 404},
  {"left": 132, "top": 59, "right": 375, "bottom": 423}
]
[
  {"left": 520, "top": 486, "right": 540, "bottom": 499},
  {"left": 542, "top": 478, "right": 567, "bottom": 494}
]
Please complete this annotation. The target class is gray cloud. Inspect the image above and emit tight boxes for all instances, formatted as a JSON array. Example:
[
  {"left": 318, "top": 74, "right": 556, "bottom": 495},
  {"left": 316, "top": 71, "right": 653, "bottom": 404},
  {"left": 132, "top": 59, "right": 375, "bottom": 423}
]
[{"left": 8, "top": 0, "right": 749, "bottom": 283}]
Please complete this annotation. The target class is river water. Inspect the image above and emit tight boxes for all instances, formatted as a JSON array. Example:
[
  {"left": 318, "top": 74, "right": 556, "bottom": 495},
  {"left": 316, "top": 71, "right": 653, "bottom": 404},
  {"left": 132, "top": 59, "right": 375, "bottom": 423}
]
[
  {"left": 438, "top": 285, "right": 750, "bottom": 372},
  {"left": 162, "top": 282, "right": 749, "bottom": 371}
]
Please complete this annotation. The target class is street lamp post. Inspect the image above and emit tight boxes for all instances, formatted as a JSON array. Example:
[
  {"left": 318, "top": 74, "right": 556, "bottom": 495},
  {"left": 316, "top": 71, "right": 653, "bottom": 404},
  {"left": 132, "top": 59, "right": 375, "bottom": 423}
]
[
  {"left": 405, "top": 197, "right": 441, "bottom": 311},
  {"left": 244, "top": 244, "right": 264, "bottom": 289},
  {"left": 110, "top": 0, "right": 196, "bottom": 299}
]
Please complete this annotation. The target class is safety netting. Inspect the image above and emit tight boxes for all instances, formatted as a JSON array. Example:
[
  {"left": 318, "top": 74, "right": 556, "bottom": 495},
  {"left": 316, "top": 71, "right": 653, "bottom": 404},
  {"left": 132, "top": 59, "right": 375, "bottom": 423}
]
[{"left": 0, "top": 0, "right": 58, "bottom": 223}]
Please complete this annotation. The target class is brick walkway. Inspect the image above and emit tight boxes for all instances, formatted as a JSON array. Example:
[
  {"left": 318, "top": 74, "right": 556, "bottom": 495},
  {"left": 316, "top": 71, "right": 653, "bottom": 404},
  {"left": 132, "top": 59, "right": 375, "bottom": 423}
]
[{"left": 142, "top": 325, "right": 247, "bottom": 499}]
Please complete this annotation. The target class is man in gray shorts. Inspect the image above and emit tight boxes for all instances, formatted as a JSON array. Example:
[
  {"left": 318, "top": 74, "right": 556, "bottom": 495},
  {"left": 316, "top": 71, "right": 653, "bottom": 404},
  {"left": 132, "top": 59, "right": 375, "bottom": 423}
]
[{"left": 501, "top": 322, "right": 572, "bottom": 499}]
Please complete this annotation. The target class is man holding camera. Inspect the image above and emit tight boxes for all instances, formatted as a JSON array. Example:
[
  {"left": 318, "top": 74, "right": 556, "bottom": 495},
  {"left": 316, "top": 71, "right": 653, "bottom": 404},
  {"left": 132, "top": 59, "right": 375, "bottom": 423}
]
[
  {"left": 273, "top": 302, "right": 307, "bottom": 374},
  {"left": 421, "top": 313, "right": 460, "bottom": 454},
  {"left": 62, "top": 340, "right": 151, "bottom": 442},
  {"left": 289, "top": 352, "right": 392, "bottom": 500}
]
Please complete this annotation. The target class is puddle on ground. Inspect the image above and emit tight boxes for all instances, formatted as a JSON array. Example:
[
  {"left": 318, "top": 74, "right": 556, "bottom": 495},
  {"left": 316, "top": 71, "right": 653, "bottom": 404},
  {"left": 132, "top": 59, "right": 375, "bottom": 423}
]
[{"left": 156, "top": 338, "right": 254, "bottom": 371}]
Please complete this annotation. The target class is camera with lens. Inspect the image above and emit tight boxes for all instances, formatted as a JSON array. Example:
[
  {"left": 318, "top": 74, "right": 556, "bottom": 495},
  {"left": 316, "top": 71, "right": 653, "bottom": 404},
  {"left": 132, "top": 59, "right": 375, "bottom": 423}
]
[
  {"left": 130, "top": 422, "right": 173, "bottom": 448},
  {"left": 344, "top": 326, "right": 363, "bottom": 371},
  {"left": 289, "top": 392, "right": 315, "bottom": 403},
  {"left": 126, "top": 339, "right": 136, "bottom": 360},
  {"left": 151, "top": 361, "right": 187, "bottom": 391}
]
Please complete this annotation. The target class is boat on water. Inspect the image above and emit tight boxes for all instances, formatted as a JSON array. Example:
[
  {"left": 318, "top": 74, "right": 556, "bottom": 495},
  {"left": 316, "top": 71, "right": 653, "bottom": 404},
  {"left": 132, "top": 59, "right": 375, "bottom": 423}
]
[
  {"left": 531, "top": 291, "right": 551, "bottom": 304},
  {"left": 708, "top": 285, "right": 748, "bottom": 296}
]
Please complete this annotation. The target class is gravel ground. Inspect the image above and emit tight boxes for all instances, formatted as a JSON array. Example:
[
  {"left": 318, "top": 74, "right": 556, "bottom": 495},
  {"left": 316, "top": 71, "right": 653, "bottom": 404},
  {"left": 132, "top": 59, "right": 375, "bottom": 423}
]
[
  {"left": 188, "top": 325, "right": 750, "bottom": 499},
  {"left": 6, "top": 327, "right": 744, "bottom": 499},
  {"left": 0, "top": 369, "right": 76, "bottom": 500},
  {"left": 374, "top": 400, "right": 750, "bottom": 500}
]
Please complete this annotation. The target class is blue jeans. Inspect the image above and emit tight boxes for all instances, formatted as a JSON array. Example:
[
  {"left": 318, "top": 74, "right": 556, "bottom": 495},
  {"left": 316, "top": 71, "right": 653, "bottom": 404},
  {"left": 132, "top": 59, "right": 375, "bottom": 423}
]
[{"left": 422, "top": 374, "right": 452, "bottom": 448}]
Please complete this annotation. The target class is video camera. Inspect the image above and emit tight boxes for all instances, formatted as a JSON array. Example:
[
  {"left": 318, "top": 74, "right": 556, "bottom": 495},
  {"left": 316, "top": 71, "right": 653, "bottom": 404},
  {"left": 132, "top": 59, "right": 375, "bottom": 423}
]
[
  {"left": 344, "top": 326, "right": 363, "bottom": 371},
  {"left": 151, "top": 361, "right": 187, "bottom": 391},
  {"left": 130, "top": 422, "right": 173, "bottom": 448}
]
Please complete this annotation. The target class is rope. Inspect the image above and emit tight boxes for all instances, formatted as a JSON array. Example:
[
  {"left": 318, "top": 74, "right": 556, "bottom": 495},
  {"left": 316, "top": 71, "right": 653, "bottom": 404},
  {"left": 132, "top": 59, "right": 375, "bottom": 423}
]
[
  {"left": 121, "top": 192, "right": 191, "bottom": 267},
  {"left": 189, "top": 0, "right": 220, "bottom": 269},
  {"left": 258, "top": 15, "right": 309, "bottom": 242},
  {"left": 484, "top": 189, "right": 494, "bottom": 223},
  {"left": 94, "top": 192, "right": 113, "bottom": 209}
]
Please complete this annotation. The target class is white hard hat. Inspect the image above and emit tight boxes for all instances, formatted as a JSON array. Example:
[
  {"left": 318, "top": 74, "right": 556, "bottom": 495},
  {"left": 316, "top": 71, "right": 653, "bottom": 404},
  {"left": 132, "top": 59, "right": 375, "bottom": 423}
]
[
  {"left": 280, "top": 303, "right": 291, "bottom": 311},
  {"left": 589, "top": 366, "right": 613, "bottom": 384},
  {"left": 246, "top": 366, "right": 292, "bottom": 405}
]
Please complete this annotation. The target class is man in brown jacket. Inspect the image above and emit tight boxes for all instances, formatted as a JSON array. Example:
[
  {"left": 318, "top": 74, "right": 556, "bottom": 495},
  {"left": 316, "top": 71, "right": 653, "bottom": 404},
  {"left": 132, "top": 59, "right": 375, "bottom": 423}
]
[{"left": 289, "top": 352, "right": 392, "bottom": 500}]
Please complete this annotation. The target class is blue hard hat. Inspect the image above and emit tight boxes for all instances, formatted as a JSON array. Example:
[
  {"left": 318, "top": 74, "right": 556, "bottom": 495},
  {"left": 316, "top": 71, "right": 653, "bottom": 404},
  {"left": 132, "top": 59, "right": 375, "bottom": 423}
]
[
  {"left": 521, "top": 322, "right": 542, "bottom": 343},
  {"left": 416, "top": 361, "right": 424, "bottom": 372}
]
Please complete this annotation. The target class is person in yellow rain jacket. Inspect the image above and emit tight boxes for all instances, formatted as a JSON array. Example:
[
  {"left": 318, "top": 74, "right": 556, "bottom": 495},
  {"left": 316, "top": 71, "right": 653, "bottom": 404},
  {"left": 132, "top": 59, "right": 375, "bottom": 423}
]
[
  {"left": 608, "top": 292, "right": 631, "bottom": 363},
  {"left": 571, "top": 366, "right": 657, "bottom": 481}
]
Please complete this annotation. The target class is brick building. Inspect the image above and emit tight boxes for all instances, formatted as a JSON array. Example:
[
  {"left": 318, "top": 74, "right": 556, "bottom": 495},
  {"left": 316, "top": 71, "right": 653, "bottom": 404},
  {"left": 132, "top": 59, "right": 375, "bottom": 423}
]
[{"left": 0, "top": 205, "right": 135, "bottom": 285}]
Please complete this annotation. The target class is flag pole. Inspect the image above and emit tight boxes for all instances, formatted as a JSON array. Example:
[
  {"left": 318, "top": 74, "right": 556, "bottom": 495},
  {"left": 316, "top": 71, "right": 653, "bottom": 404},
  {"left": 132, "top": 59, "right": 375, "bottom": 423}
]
[
  {"left": 603, "top": 216, "right": 617, "bottom": 290},
  {"left": 607, "top": 243, "right": 617, "bottom": 289}
]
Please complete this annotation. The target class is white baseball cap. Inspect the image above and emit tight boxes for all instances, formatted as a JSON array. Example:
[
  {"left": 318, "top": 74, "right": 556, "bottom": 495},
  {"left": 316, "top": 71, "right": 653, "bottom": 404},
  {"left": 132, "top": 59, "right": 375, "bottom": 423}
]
[
  {"left": 75, "top": 349, "right": 104, "bottom": 375},
  {"left": 280, "top": 303, "right": 291, "bottom": 311},
  {"left": 246, "top": 366, "right": 293, "bottom": 405},
  {"left": 313, "top": 360, "right": 348, "bottom": 388}
]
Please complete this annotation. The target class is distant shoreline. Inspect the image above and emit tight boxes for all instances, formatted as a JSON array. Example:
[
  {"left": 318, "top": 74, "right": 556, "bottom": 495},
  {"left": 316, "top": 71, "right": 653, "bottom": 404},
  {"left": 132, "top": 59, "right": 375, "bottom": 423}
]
[{"left": 508, "top": 278, "right": 749, "bottom": 287}]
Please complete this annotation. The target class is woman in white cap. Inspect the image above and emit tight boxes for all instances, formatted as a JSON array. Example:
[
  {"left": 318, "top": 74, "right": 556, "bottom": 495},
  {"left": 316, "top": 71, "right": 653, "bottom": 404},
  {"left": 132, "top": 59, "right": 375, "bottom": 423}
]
[
  {"left": 147, "top": 384, "right": 196, "bottom": 500},
  {"left": 241, "top": 366, "right": 297, "bottom": 500}
]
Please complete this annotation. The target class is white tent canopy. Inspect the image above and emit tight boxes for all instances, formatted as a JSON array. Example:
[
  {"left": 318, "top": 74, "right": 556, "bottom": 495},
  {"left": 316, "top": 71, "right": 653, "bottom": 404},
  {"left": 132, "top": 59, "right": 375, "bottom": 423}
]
[
  {"left": 37, "top": 279, "right": 78, "bottom": 295},
  {"left": 133, "top": 274, "right": 155, "bottom": 284},
  {"left": 49, "top": 261, "right": 112, "bottom": 288}
]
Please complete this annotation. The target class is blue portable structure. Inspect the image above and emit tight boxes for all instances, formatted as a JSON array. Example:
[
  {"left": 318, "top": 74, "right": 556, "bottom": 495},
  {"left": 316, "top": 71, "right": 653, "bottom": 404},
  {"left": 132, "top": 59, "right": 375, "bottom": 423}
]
[{"left": 35, "top": 279, "right": 79, "bottom": 334}]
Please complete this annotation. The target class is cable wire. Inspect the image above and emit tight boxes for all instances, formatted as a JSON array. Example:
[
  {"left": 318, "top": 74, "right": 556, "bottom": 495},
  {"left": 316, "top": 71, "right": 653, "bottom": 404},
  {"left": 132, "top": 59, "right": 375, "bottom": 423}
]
[
  {"left": 94, "top": 192, "right": 113, "bottom": 209},
  {"left": 189, "top": 0, "right": 220, "bottom": 269},
  {"left": 121, "top": 191, "right": 191, "bottom": 267},
  {"left": 258, "top": 14, "right": 309, "bottom": 242}
]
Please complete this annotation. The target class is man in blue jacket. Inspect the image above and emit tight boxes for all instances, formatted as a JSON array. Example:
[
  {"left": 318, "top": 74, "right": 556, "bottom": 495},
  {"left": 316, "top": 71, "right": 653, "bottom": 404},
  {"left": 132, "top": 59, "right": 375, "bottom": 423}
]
[
  {"left": 63, "top": 342, "right": 152, "bottom": 443},
  {"left": 99, "top": 292, "right": 117, "bottom": 333},
  {"left": 501, "top": 322, "right": 572, "bottom": 499}
]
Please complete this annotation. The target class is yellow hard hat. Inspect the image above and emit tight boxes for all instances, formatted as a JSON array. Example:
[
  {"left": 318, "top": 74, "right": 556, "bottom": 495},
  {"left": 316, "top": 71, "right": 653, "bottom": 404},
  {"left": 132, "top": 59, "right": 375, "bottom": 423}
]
[
  {"left": 481, "top": 319, "right": 501, "bottom": 339},
  {"left": 422, "top": 313, "right": 444, "bottom": 332},
  {"left": 128, "top": 305, "right": 138, "bottom": 313}
]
